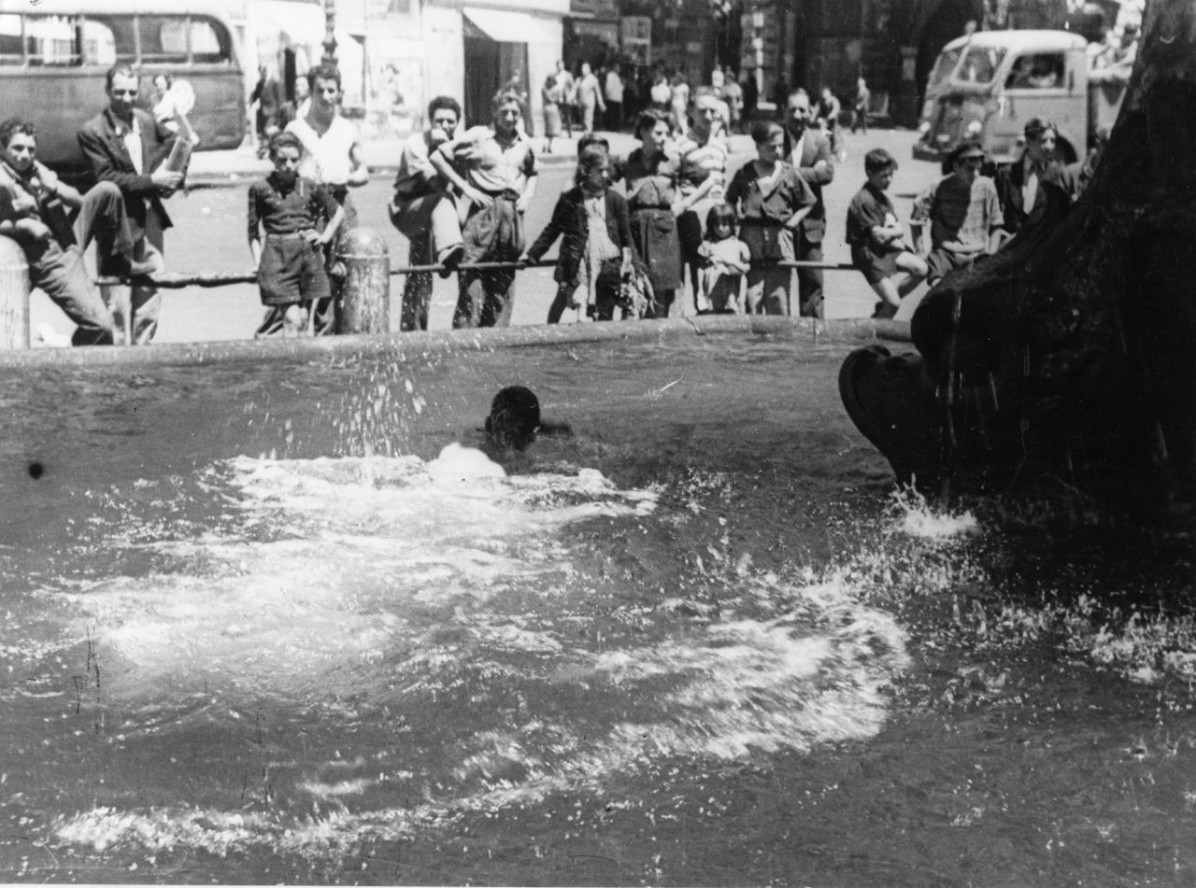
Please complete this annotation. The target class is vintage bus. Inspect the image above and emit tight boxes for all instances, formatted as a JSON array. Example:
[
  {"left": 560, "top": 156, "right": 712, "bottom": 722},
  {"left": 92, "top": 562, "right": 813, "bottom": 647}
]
[
  {"left": 912, "top": 29, "right": 1128, "bottom": 167},
  {"left": 0, "top": 0, "right": 245, "bottom": 175}
]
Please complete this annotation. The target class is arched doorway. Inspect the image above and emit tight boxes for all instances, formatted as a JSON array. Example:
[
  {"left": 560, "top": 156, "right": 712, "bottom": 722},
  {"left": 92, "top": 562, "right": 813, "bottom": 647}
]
[{"left": 914, "top": 0, "right": 983, "bottom": 108}]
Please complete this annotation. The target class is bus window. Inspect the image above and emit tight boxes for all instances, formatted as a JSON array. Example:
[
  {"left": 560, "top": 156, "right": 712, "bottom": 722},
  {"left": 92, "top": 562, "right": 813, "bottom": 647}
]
[
  {"left": 189, "top": 18, "right": 228, "bottom": 64},
  {"left": 87, "top": 15, "right": 135, "bottom": 63},
  {"left": 139, "top": 15, "right": 188, "bottom": 63},
  {"left": 80, "top": 19, "right": 116, "bottom": 67},
  {"left": 25, "top": 16, "right": 81, "bottom": 67},
  {"left": 0, "top": 14, "right": 22, "bottom": 65}
]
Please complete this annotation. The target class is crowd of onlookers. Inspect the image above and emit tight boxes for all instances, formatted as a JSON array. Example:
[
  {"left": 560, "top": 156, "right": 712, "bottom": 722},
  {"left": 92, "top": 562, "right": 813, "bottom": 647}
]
[{"left": 0, "top": 58, "right": 1098, "bottom": 346}]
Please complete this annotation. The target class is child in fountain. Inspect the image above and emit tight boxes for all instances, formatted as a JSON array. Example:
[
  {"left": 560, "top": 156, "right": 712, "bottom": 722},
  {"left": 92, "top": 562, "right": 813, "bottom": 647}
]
[
  {"left": 696, "top": 203, "right": 750, "bottom": 313},
  {"left": 247, "top": 131, "right": 344, "bottom": 336}
]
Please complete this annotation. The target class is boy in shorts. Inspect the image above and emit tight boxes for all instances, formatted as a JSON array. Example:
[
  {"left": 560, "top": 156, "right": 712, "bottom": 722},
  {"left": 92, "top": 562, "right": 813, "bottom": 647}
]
[
  {"left": 846, "top": 148, "right": 928, "bottom": 319},
  {"left": 248, "top": 131, "right": 344, "bottom": 336}
]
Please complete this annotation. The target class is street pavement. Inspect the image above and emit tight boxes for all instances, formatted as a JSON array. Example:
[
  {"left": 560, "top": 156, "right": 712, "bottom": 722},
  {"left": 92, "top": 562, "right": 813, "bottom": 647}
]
[{"left": 29, "top": 127, "right": 938, "bottom": 346}]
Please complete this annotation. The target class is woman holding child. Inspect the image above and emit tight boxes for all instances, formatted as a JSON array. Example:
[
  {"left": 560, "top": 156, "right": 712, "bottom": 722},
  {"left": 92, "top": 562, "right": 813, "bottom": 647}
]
[
  {"left": 623, "top": 109, "right": 686, "bottom": 317},
  {"left": 724, "top": 120, "right": 817, "bottom": 315}
]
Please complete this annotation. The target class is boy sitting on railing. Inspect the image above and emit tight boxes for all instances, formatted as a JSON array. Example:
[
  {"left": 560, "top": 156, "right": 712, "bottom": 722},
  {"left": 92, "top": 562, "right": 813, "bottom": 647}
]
[{"left": 247, "top": 132, "right": 344, "bottom": 337}]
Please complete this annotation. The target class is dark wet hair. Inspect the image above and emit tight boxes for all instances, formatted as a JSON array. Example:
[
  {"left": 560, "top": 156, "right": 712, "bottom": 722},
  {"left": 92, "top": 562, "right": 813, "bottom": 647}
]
[
  {"left": 268, "top": 130, "right": 304, "bottom": 158},
  {"left": 485, "top": 386, "right": 541, "bottom": 451},
  {"left": 0, "top": 117, "right": 35, "bottom": 149},
  {"left": 427, "top": 95, "right": 461, "bottom": 121},
  {"left": 705, "top": 203, "right": 737, "bottom": 240},
  {"left": 864, "top": 148, "right": 897, "bottom": 175}
]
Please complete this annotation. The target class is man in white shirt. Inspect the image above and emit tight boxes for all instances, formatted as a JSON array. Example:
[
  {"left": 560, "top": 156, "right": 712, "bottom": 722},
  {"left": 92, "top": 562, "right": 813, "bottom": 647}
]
[
  {"left": 604, "top": 64, "right": 625, "bottom": 131},
  {"left": 285, "top": 63, "right": 369, "bottom": 334}
]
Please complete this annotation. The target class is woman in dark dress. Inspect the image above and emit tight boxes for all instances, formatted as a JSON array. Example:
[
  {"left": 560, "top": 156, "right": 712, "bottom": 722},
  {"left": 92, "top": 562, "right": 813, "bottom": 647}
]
[{"left": 623, "top": 109, "right": 705, "bottom": 317}]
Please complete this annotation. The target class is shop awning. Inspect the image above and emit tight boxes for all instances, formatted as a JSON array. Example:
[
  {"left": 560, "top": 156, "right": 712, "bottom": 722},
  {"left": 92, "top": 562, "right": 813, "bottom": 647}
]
[{"left": 463, "top": 6, "right": 557, "bottom": 44}]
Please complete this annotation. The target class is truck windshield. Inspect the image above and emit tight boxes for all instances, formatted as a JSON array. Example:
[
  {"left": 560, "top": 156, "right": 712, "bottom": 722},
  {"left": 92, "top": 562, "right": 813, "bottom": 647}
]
[
  {"left": 928, "top": 47, "right": 963, "bottom": 88},
  {"left": 955, "top": 45, "right": 1007, "bottom": 85}
]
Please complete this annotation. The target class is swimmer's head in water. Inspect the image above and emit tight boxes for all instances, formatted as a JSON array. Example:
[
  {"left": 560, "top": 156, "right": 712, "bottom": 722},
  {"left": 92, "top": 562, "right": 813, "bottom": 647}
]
[{"left": 485, "top": 386, "right": 541, "bottom": 450}]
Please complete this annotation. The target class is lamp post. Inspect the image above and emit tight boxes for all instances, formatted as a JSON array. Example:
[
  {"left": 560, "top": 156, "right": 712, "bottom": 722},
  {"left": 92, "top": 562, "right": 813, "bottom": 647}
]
[{"left": 322, "top": 0, "right": 337, "bottom": 66}]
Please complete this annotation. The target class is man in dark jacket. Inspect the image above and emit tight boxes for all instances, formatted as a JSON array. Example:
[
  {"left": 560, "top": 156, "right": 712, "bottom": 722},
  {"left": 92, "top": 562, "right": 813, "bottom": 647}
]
[
  {"left": 77, "top": 64, "right": 181, "bottom": 344},
  {"left": 781, "top": 87, "right": 835, "bottom": 318},
  {"left": 251, "top": 65, "right": 285, "bottom": 158}
]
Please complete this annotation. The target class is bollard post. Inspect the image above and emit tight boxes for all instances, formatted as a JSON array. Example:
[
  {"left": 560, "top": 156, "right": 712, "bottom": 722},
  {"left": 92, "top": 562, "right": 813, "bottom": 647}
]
[
  {"left": 0, "top": 237, "right": 31, "bottom": 350},
  {"left": 336, "top": 227, "right": 390, "bottom": 335}
]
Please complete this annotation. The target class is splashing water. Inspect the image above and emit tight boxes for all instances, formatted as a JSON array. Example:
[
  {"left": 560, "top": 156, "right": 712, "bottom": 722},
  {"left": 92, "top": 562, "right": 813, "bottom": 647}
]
[{"left": 35, "top": 446, "right": 909, "bottom": 859}]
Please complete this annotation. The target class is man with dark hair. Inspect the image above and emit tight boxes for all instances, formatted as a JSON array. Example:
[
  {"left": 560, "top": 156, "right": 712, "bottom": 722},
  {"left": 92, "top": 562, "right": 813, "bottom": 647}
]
[
  {"left": 911, "top": 139, "right": 1004, "bottom": 285},
  {"left": 285, "top": 62, "right": 369, "bottom": 334},
  {"left": 77, "top": 64, "right": 181, "bottom": 344},
  {"left": 782, "top": 86, "right": 835, "bottom": 318},
  {"left": 0, "top": 118, "right": 158, "bottom": 345},
  {"left": 388, "top": 95, "right": 469, "bottom": 331}
]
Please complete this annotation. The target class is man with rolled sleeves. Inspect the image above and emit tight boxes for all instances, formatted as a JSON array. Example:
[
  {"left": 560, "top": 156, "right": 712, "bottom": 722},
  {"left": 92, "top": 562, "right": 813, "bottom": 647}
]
[
  {"left": 782, "top": 87, "right": 835, "bottom": 318},
  {"left": 77, "top": 64, "right": 181, "bottom": 344}
]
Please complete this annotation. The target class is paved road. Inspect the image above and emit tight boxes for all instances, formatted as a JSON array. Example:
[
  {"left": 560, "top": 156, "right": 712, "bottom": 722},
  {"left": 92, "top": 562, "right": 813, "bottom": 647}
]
[{"left": 30, "top": 128, "right": 938, "bottom": 345}]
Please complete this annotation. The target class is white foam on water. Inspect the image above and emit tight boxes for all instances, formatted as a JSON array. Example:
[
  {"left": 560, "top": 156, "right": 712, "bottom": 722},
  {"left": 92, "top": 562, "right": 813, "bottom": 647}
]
[
  {"left": 61, "top": 450, "right": 656, "bottom": 696},
  {"left": 51, "top": 450, "right": 910, "bottom": 859},
  {"left": 891, "top": 488, "right": 979, "bottom": 539}
]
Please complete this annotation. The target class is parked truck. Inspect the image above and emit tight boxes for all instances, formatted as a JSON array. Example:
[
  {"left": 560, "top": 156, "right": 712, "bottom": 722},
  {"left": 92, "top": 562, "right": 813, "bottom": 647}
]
[{"left": 912, "top": 29, "right": 1129, "bottom": 166}]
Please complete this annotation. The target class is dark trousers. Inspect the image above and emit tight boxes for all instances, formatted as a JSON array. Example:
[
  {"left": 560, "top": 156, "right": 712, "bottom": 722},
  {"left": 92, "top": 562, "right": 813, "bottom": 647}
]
[
  {"left": 797, "top": 233, "right": 824, "bottom": 319},
  {"left": 606, "top": 102, "right": 623, "bottom": 131},
  {"left": 454, "top": 196, "right": 524, "bottom": 329}
]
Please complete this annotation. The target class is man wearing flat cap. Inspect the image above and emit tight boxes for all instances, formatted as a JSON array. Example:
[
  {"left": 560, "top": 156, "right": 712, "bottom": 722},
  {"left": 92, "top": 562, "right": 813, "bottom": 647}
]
[{"left": 911, "top": 139, "right": 1004, "bottom": 285}]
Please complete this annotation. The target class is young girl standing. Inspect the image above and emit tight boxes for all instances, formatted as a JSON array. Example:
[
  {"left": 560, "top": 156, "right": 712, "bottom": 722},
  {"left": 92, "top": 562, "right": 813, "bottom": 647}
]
[
  {"left": 697, "top": 203, "right": 750, "bottom": 313},
  {"left": 248, "top": 132, "right": 344, "bottom": 336},
  {"left": 523, "top": 143, "right": 634, "bottom": 323}
]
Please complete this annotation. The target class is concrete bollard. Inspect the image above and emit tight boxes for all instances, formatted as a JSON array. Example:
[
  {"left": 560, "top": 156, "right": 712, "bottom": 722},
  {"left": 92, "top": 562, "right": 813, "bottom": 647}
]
[
  {"left": 336, "top": 227, "right": 390, "bottom": 335},
  {"left": 0, "top": 237, "right": 30, "bottom": 350}
]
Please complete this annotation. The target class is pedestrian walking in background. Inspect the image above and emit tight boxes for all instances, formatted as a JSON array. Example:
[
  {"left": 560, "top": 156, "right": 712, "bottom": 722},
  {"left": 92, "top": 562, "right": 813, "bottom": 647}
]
[
  {"left": 741, "top": 69, "right": 758, "bottom": 124},
  {"left": 624, "top": 109, "right": 684, "bottom": 317},
  {"left": 722, "top": 67, "right": 743, "bottom": 134},
  {"left": 553, "top": 61, "right": 575, "bottom": 138},
  {"left": 432, "top": 90, "right": 539, "bottom": 328},
  {"left": 846, "top": 148, "right": 927, "bottom": 319},
  {"left": 670, "top": 73, "right": 690, "bottom": 136},
  {"left": 251, "top": 65, "right": 284, "bottom": 158},
  {"left": 725, "top": 120, "right": 815, "bottom": 316},
  {"left": 604, "top": 64, "right": 625, "bottom": 131},
  {"left": 816, "top": 86, "right": 843, "bottom": 158},
  {"left": 523, "top": 143, "right": 634, "bottom": 323},
  {"left": 578, "top": 63, "right": 605, "bottom": 135},
  {"left": 650, "top": 71, "right": 671, "bottom": 113},
  {"left": 542, "top": 74, "right": 563, "bottom": 154},
  {"left": 248, "top": 131, "right": 344, "bottom": 337},
  {"left": 697, "top": 203, "right": 750, "bottom": 313},
  {"left": 851, "top": 77, "right": 870, "bottom": 134}
]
